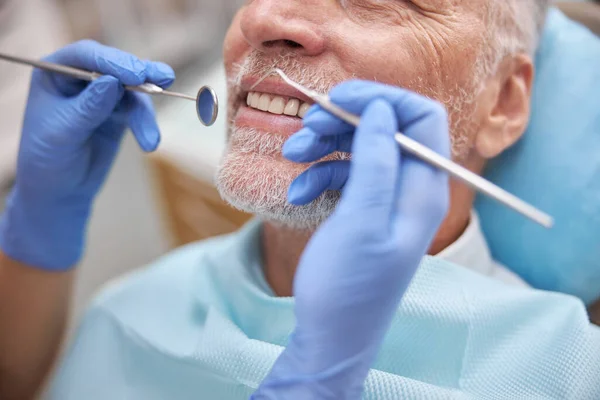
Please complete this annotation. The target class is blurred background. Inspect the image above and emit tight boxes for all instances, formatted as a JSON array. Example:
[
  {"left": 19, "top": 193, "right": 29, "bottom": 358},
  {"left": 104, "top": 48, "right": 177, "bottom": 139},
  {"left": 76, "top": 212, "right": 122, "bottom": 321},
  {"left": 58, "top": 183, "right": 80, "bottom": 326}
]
[
  {"left": 0, "top": 0, "right": 599, "bottom": 328},
  {"left": 0, "top": 0, "right": 247, "bottom": 325}
]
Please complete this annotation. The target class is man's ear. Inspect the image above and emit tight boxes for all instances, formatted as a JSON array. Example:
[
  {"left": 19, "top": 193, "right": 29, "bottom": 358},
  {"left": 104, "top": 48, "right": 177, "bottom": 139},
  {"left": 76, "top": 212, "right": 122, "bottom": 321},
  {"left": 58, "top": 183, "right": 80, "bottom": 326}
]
[{"left": 475, "top": 54, "right": 534, "bottom": 159}]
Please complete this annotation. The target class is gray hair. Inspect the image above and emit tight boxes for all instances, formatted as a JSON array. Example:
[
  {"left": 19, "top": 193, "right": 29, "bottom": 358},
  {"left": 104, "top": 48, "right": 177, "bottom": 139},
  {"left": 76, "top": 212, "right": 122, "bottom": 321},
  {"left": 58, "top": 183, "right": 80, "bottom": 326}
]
[{"left": 483, "top": 0, "right": 551, "bottom": 75}]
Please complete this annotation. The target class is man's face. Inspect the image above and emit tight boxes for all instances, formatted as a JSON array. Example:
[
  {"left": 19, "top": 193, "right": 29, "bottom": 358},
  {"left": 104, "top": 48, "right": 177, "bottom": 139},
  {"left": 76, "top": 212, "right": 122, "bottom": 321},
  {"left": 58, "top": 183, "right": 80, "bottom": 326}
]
[{"left": 217, "top": 0, "right": 490, "bottom": 229}]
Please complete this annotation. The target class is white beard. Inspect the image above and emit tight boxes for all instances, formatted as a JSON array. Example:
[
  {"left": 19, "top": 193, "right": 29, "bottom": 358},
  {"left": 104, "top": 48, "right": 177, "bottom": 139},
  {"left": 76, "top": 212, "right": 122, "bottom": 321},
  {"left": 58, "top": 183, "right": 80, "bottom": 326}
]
[
  {"left": 216, "top": 51, "right": 483, "bottom": 231},
  {"left": 215, "top": 126, "right": 342, "bottom": 231}
]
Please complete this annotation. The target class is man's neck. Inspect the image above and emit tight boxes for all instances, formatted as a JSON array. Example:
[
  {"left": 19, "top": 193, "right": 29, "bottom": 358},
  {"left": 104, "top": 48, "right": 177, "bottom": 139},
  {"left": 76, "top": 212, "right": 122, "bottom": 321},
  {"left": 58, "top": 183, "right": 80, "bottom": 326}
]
[
  {"left": 261, "top": 223, "right": 312, "bottom": 297},
  {"left": 429, "top": 200, "right": 472, "bottom": 255},
  {"left": 261, "top": 153, "right": 483, "bottom": 297},
  {"left": 261, "top": 193, "right": 472, "bottom": 297}
]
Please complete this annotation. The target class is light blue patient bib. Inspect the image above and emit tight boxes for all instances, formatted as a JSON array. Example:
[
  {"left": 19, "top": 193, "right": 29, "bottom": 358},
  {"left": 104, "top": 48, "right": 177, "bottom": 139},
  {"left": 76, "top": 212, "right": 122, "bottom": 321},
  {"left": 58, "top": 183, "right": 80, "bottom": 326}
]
[{"left": 49, "top": 220, "right": 600, "bottom": 399}]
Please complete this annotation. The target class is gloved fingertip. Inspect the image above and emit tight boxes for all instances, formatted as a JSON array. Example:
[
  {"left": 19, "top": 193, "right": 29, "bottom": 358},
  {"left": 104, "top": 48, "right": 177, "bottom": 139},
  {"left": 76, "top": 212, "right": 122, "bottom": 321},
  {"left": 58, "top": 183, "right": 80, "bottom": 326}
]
[
  {"left": 288, "top": 173, "right": 313, "bottom": 205},
  {"left": 146, "top": 126, "right": 161, "bottom": 152},
  {"left": 145, "top": 61, "right": 176, "bottom": 88},
  {"left": 302, "top": 104, "right": 320, "bottom": 120},
  {"left": 128, "top": 94, "right": 161, "bottom": 152},
  {"left": 302, "top": 109, "right": 330, "bottom": 127},
  {"left": 302, "top": 109, "right": 355, "bottom": 136},
  {"left": 302, "top": 107, "right": 330, "bottom": 126},
  {"left": 145, "top": 128, "right": 161, "bottom": 152},
  {"left": 130, "top": 120, "right": 160, "bottom": 152},
  {"left": 283, "top": 130, "right": 317, "bottom": 161},
  {"left": 156, "top": 76, "right": 176, "bottom": 89},
  {"left": 156, "top": 62, "right": 175, "bottom": 78}
]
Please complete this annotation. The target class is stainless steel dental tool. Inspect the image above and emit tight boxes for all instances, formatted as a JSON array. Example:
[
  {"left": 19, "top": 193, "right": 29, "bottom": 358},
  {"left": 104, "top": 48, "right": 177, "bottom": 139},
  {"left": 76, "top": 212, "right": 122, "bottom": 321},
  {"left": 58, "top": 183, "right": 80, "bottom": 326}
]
[
  {"left": 0, "top": 52, "right": 219, "bottom": 127},
  {"left": 253, "top": 68, "right": 554, "bottom": 229}
]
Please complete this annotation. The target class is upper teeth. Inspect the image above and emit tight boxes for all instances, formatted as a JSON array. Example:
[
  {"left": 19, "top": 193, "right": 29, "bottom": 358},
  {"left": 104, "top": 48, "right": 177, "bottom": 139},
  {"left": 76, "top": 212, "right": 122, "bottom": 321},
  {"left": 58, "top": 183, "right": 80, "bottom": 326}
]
[{"left": 246, "top": 92, "right": 311, "bottom": 118}]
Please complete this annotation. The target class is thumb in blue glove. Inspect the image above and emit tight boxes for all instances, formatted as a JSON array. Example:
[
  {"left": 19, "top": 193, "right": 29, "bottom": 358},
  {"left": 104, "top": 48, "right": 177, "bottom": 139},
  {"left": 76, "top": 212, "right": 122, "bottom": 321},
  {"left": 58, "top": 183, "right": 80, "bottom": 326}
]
[{"left": 253, "top": 81, "right": 450, "bottom": 399}]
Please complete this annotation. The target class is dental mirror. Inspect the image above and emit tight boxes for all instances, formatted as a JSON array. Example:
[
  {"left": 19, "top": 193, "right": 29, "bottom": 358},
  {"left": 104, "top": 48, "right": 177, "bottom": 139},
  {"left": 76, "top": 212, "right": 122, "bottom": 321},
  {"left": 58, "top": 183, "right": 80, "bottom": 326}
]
[
  {"left": 196, "top": 86, "right": 219, "bottom": 126},
  {"left": 0, "top": 52, "right": 221, "bottom": 127}
]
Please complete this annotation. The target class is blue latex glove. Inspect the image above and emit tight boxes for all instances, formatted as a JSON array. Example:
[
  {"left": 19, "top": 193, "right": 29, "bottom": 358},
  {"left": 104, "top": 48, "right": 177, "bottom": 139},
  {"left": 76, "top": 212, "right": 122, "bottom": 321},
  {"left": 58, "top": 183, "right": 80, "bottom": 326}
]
[
  {"left": 252, "top": 81, "right": 451, "bottom": 399},
  {"left": 0, "top": 40, "right": 175, "bottom": 271}
]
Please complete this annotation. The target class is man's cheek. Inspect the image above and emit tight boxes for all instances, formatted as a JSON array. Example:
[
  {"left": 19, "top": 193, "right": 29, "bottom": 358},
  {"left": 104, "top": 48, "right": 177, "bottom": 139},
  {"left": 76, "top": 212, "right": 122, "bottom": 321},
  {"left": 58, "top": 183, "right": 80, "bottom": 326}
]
[{"left": 223, "top": 11, "right": 249, "bottom": 71}]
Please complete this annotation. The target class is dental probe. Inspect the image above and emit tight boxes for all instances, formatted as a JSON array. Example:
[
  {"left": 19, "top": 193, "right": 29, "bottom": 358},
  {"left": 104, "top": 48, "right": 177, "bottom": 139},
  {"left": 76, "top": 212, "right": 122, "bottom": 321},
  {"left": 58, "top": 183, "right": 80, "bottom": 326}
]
[{"left": 253, "top": 68, "right": 554, "bottom": 229}]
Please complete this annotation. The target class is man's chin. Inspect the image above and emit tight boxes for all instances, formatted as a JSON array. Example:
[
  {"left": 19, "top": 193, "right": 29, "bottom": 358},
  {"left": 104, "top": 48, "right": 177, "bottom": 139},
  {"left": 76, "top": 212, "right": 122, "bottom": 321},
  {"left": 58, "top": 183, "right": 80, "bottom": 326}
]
[
  {"left": 215, "top": 152, "right": 340, "bottom": 231},
  {"left": 219, "top": 190, "right": 338, "bottom": 231}
]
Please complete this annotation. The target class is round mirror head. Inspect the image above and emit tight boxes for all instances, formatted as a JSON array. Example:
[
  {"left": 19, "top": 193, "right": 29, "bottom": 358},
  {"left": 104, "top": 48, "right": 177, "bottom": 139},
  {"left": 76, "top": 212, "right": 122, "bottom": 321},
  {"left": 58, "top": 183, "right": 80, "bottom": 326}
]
[{"left": 196, "top": 86, "right": 219, "bottom": 126}]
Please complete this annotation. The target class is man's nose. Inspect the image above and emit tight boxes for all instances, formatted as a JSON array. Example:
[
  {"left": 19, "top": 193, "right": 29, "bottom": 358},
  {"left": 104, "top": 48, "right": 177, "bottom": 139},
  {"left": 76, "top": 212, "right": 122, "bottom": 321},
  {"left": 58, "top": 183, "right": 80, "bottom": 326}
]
[{"left": 240, "top": 0, "right": 326, "bottom": 56}]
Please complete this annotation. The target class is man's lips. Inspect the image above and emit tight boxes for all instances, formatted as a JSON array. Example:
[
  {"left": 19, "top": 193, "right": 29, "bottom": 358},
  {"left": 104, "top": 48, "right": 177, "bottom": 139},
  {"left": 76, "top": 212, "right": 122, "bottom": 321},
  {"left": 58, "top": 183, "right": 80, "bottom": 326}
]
[
  {"left": 233, "top": 75, "right": 317, "bottom": 136},
  {"left": 235, "top": 105, "right": 304, "bottom": 136},
  {"left": 240, "top": 76, "right": 315, "bottom": 104}
]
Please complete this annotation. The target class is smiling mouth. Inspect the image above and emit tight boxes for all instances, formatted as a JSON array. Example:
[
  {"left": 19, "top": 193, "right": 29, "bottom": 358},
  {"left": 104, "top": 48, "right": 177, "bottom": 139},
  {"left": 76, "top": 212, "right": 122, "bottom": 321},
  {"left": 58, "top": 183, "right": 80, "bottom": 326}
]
[{"left": 245, "top": 92, "right": 312, "bottom": 119}]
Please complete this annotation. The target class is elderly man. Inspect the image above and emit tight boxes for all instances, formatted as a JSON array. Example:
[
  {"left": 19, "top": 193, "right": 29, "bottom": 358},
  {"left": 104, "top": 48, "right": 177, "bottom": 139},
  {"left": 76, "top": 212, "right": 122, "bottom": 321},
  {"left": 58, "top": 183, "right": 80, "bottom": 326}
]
[
  {"left": 1, "top": 1, "right": 599, "bottom": 399},
  {"left": 216, "top": 0, "right": 540, "bottom": 293}
]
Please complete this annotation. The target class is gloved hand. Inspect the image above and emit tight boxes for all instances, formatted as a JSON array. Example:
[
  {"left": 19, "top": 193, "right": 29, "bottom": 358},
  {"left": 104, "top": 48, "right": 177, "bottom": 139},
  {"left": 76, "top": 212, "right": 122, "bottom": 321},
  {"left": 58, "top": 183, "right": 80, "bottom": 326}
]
[
  {"left": 0, "top": 40, "right": 175, "bottom": 271},
  {"left": 252, "top": 81, "right": 451, "bottom": 399}
]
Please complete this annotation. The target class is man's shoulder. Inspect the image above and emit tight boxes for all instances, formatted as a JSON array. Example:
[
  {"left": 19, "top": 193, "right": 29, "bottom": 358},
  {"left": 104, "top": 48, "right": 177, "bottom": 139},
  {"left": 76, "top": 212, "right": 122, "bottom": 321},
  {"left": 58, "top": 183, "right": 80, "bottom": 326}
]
[{"left": 50, "top": 226, "right": 264, "bottom": 398}]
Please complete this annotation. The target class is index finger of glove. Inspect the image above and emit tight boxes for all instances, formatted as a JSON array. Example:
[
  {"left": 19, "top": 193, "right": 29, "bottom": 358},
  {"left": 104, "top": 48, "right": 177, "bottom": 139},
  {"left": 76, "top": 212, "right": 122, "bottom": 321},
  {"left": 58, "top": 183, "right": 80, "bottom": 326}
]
[
  {"left": 307, "top": 81, "right": 449, "bottom": 156},
  {"left": 337, "top": 99, "right": 400, "bottom": 229},
  {"left": 42, "top": 40, "right": 148, "bottom": 96}
]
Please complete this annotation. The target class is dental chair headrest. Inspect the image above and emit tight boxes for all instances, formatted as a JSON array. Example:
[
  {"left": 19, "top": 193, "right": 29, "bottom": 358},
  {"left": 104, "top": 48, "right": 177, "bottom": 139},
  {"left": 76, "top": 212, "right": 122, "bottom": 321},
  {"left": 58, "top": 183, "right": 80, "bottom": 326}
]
[{"left": 476, "top": 9, "right": 600, "bottom": 305}]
